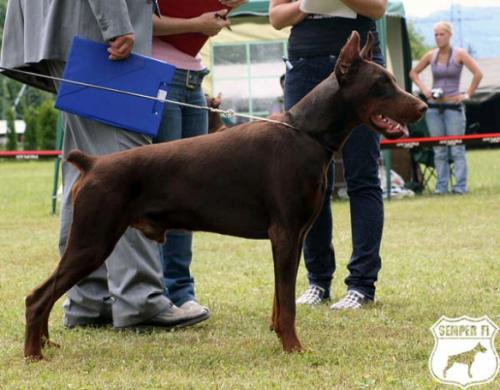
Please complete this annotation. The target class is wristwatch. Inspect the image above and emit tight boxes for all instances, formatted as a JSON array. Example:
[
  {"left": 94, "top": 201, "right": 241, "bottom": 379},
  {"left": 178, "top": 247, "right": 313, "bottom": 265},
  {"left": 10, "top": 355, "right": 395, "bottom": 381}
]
[{"left": 463, "top": 93, "right": 470, "bottom": 100}]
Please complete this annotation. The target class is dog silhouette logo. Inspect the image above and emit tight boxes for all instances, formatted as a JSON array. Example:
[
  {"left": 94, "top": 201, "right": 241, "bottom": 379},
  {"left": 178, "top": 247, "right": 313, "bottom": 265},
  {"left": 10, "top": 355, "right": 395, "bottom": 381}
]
[{"left": 429, "top": 316, "right": 499, "bottom": 388}]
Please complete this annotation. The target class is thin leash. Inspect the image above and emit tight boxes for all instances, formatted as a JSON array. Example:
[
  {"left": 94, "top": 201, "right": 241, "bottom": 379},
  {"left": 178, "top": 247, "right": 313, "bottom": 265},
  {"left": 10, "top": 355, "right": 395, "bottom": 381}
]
[{"left": 0, "top": 66, "right": 298, "bottom": 130}]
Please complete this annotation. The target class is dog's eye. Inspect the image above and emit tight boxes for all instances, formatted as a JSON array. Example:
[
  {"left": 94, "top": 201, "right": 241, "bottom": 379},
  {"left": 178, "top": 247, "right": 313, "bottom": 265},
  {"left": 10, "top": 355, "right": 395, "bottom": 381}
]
[
  {"left": 370, "top": 75, "right": 396, "bottom": 97},
  {"left": 378, "top": 74, "right": 398, "bottom": 86},
  {"left": 377, "top": 75, "right": 391, "bottom": 85}
]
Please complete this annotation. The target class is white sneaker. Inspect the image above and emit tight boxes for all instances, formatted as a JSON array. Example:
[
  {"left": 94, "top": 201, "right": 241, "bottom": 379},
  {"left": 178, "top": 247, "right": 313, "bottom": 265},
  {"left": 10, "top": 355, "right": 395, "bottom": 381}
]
[
  {"left": 296, "top": 285, "right": 329, "bottom": 305},
  {"left": 330, "top": 290, "right": 372, "bottom": 310}
]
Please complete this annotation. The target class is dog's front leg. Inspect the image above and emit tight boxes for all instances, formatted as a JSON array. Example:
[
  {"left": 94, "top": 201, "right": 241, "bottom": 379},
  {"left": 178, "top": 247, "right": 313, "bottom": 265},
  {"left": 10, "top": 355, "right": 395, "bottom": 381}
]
[{"left": 269, "top": 225, "right": 303, "bottom": 353}]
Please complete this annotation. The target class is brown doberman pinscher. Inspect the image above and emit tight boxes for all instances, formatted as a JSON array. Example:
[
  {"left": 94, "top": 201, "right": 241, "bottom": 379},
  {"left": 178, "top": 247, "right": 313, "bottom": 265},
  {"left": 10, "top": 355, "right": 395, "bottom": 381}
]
[{"left": 24, "top": 32, "right": 427, "bottom": 360}]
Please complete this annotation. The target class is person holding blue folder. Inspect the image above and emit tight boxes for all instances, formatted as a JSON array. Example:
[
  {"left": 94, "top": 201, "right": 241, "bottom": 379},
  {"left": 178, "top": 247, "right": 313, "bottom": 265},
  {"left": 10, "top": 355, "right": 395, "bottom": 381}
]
[
  {"left": 1, "top": 0, "right": 206, "bottom": 329},
  {"left": 151, "top": 0, "right": 247, "bottom": 319}
]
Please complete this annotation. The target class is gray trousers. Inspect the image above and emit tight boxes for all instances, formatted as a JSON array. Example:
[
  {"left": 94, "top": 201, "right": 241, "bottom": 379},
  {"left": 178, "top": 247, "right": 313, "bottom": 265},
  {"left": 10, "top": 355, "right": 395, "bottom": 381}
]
[{"left": 48, "top": 61, "right": 170, "bottom": 327}]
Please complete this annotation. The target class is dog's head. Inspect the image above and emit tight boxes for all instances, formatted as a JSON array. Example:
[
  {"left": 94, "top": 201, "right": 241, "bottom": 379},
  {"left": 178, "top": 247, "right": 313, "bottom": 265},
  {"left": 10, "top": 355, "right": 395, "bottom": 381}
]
[
  {"left": 334, "top": 31, "right": 427, "bottom": 139},
  {"left": 475, "top": 343, "right": 487, "bottom": 353}
]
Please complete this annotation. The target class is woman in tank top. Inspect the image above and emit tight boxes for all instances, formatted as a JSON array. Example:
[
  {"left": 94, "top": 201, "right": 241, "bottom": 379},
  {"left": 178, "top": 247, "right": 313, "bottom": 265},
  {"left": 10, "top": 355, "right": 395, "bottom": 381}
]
[{"left": 410, "top": 21, "right": 483, "bottom": 194}]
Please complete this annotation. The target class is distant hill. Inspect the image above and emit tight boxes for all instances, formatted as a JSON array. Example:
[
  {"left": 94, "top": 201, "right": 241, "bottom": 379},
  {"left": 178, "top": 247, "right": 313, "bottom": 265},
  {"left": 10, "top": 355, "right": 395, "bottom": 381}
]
[{"left": 411, "top": 6, "right": 500, "bottom": 59}]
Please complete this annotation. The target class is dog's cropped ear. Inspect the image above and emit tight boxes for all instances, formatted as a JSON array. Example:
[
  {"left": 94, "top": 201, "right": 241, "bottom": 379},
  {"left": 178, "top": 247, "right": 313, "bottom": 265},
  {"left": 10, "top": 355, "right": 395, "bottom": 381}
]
[
  {"left": 335, "top": 31, "right": 361, "bottom": 80},
  {"left": 360, "top": 31, "right": 375, "bottom": 61}
]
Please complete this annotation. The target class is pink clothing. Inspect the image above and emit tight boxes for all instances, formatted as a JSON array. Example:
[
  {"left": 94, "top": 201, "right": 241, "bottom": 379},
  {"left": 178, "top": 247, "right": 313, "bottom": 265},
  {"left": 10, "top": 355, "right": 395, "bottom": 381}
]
[{"left": 152, "top": 37, "right": 205, "bottom": 71}]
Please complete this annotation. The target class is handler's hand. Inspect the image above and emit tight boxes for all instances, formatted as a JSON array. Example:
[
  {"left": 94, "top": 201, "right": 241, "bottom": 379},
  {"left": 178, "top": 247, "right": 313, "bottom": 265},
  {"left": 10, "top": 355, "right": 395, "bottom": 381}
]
[
  {"left": 108, "top": 33, "right": 135, "bottom": 60},
  {"left": 454, "top": 93, "right": 470, "bottom": 103},
  {"left": 196, "top": 10, "right": 231, "bottom": 36},
  {"left": 422, "top": 87, "right": 432, "bottom": 100}
]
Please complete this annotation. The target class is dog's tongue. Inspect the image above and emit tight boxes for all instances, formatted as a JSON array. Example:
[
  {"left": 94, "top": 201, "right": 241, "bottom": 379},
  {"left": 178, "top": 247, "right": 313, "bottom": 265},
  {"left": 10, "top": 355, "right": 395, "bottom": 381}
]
[{"left": 371, "top": 114, "right": 409, "bottom": 138}]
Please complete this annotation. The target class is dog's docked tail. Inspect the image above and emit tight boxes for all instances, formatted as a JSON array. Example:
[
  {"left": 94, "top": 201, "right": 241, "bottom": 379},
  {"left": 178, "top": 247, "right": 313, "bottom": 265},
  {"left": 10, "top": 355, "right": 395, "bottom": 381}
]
[{"left": 66, "top": 149, "right": 97, "bottom": 173}]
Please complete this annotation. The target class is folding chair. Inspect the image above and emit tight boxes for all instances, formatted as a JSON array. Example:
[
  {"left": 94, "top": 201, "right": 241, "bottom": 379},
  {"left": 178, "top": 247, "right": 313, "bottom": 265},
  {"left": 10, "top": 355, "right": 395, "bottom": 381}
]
[{"left": 409, "top": 119, "right": 454, "bottom": 194}]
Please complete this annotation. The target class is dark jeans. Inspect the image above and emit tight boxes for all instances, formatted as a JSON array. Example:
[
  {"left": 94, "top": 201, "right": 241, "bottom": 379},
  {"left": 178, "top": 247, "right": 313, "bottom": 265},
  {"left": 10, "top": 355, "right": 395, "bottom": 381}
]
[
  {"left": 284, "top": 53, "right": 384, "bottom": 300},
  {"left": 153, "top": 68, "right": 209, "bottom": 306}
]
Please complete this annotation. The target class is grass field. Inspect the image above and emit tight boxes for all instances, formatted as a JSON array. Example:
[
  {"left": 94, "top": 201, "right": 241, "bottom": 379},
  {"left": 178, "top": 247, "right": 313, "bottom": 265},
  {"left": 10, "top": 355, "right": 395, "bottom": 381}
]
[{"left": 0, "top": 150, "right": 499, "bottom": 389}]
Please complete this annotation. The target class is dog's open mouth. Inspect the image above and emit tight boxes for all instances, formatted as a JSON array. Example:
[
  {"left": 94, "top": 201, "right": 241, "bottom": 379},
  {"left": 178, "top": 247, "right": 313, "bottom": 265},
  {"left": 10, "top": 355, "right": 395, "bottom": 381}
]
[{"left": 370, "top": 114, "right": 409, "bottom": 139}]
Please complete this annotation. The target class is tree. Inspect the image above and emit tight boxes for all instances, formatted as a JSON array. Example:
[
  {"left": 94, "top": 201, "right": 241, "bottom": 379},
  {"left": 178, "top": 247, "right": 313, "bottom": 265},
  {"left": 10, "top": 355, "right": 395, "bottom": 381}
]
[
  {"left": 408, "top": 21, "right": 432, "bottom": 60},
  {"left": 23, "top": 106, "right": 39, "bottom": 150},
  {"left": 37, "top": 100, "right": 58, "bottom": 150},
  {"left": 6, "top": 107, "right": 17, "bottom": 150}
]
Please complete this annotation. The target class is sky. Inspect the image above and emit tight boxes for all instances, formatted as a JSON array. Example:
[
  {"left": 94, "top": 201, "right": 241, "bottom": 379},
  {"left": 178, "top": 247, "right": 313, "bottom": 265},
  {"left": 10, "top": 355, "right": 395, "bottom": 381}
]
[{"left": 401, "top": 0, "right": 500, "bottom": 17}]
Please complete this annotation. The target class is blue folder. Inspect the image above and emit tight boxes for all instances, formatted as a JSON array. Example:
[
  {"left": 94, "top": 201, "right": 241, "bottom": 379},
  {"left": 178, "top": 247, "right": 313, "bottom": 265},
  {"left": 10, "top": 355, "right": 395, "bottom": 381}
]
[{"left": 55, "top": 37, "right": 176, "bottom": 137}]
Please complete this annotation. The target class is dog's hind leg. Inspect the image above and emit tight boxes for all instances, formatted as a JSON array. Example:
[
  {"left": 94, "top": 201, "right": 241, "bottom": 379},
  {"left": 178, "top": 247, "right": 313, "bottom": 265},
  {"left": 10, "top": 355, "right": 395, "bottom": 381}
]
[
  {"left": 25, "top": 232, "right": 126, "bottom": 360},
  {"left": 269, "top": 224, "right": 304, "bottom": 353},
  {"left": 24, "top": 198, "right": 128, "bottom": 360}
]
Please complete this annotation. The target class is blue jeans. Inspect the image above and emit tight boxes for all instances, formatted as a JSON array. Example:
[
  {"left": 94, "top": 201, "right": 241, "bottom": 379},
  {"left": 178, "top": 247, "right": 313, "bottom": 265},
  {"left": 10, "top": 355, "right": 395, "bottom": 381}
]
[
  {"left": 153, "top": 68, "right": 209, "bottom": 306},
  {"left": 425, "top": 106, "right": 468, "bottom": 193},
  {"left": 285, "top": 54, "right": 383, "bottom": 300}
]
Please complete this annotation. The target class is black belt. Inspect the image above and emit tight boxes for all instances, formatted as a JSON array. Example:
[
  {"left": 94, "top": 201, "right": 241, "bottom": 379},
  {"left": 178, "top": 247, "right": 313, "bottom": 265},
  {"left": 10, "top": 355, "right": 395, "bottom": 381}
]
[
  {"left": 428, "top": 102, "right": 463, "bottom": 112},
  {"left": 173, "top": 68, "right": 209, "bottom": 91}
]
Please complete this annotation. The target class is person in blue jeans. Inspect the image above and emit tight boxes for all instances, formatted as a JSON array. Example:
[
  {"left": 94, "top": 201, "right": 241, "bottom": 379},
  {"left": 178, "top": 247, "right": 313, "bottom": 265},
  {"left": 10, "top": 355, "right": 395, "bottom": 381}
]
[
  {"left": 269, "top": 0, "right": 388, "bottom": 309},
  {"left": 154, "top": 68, "right": 210, "bottom": 312},
  {"left": 410, "top": 21, "right": 483, "bottom": 194},
  {"left": 152, "top": 0, "right": 247, "bottom": 318}
]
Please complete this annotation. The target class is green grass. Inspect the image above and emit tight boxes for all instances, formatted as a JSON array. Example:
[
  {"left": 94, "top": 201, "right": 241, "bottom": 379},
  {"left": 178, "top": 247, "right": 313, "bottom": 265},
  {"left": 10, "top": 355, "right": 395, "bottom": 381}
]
[{"left": 1, "top": 151, "right": 499, "bottom": 389}]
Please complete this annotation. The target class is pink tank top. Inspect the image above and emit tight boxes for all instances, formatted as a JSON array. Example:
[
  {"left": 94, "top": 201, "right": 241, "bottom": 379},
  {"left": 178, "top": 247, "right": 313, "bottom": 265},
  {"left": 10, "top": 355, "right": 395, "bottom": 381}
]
[{"left": 152, "top": 37, "right": 205, "bottom": 71}]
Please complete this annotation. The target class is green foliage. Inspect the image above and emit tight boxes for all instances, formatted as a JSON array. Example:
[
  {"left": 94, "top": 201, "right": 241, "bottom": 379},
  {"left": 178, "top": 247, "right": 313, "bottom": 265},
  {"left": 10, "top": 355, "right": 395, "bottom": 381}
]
[
  {"left": 408, "top": 21, "right": 432, "bottom": 60},
  {"left": 36, "top": 99, "right": 58, "bottom": 150},
  {"left": 0, "top": 0, "right": 6, "bottom": 47},
  {"left": 0, "top": 151, "right": 499, "bottom": 389},
  {"left": 14, "top": 99, "right": 58, "bottom": 151},
  {"left": 5, "top": 106, "right": 17, "bottom": 150},
  {"left": 22, "top": 106, "right": 39, "bottom": 150},
  {"left": 1, "top": 79, "right": 52, "bottom": 122}
]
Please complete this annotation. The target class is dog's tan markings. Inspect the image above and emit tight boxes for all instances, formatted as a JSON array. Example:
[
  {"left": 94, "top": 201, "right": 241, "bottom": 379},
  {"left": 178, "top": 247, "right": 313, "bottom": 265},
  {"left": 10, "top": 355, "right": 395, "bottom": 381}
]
[{"left": 131, "top": 218, "right": 166, "bottom": 243}]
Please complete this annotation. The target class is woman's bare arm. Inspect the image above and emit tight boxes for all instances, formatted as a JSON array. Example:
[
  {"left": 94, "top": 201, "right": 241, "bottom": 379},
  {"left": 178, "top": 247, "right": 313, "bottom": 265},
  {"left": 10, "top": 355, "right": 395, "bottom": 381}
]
[
  {"left": 458, "top": 49, "right": 483, "bottom": 98},
  {"left": 152, "top": 10, "right": 230, "bottom": 37},
  {"left": 341, "top": 0, "right": 387, "bottom": 20},
  {"left": 409, "top": 50, "right": 434, "bottom": 99},
  {"left": 269, "top": 0, "right": 306, "bottom": 30}
]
